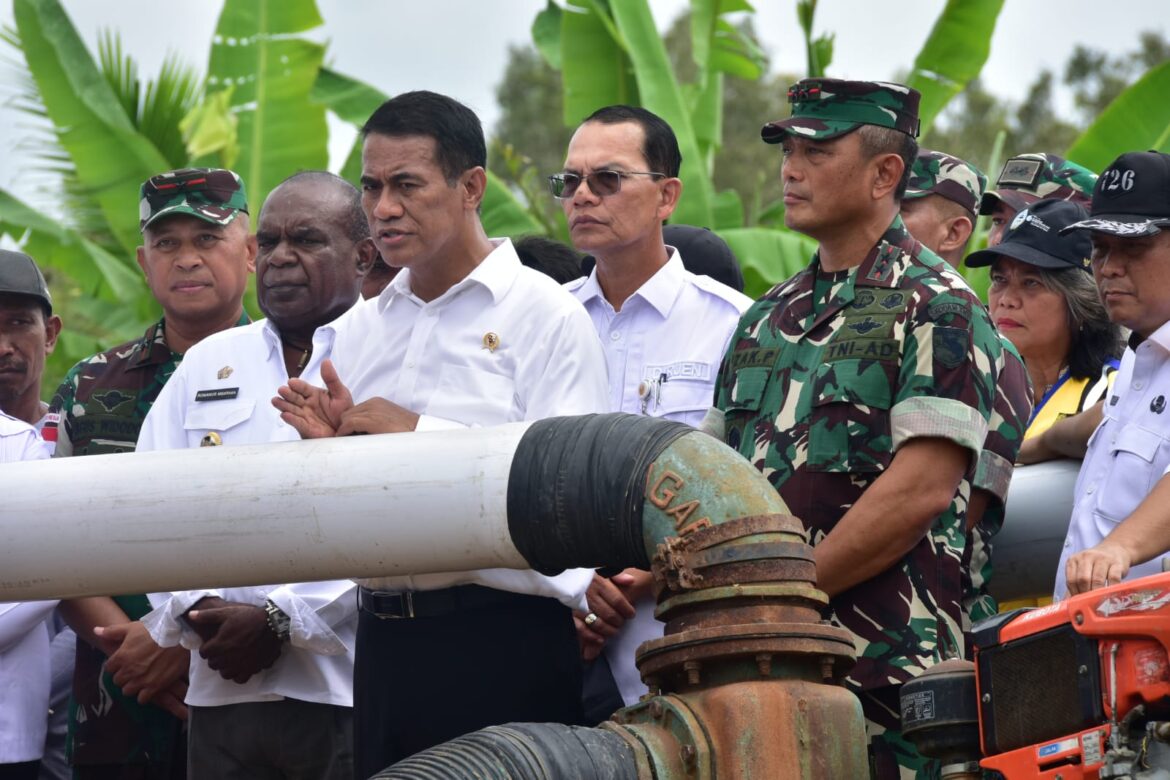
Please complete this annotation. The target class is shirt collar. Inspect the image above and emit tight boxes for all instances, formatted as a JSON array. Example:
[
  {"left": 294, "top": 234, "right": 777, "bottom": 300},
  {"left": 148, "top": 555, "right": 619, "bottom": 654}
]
[
  {"left": 574, "top": 247, "right": 685, "bottom": 318},
  {"left": 377, "top": 238, "right": 520, "bottom": 313},
  {"left": 1136, "top": 320, "right": 1170, "bottom": 352}
]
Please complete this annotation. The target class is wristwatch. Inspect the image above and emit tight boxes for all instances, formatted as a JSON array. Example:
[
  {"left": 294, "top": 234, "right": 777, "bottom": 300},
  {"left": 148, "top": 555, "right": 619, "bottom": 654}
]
[{"left": 264, "top": 599, "right": 292, "bottom": 642}]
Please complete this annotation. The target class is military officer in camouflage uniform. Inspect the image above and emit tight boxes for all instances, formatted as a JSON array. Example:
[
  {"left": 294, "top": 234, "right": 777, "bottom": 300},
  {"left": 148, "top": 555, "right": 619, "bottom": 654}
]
[
  {"left": 712, "top": 79, "right": 1003, "bottom": 779},
  {"left": 48, "top": 168, "right": 254, "bottom": 779},
  {"left": 980, "top": 152, "right": 1097, "bottom": 246},
  {"left": 901, "top": 150, "right": 1033, "bottom": 631}
]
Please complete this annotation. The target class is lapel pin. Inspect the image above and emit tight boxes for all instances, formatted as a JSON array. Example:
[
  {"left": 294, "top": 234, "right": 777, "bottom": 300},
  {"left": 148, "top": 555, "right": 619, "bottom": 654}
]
[
  {"left": 217, "top": 366, "right": 233, "bottom": 379},
  {"left": 483, "top": 332, "right": 500, "bottom": 352}
]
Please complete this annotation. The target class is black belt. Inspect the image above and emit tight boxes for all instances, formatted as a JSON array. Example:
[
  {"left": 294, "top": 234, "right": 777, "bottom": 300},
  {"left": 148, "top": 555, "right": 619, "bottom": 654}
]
[{"left": 357, "top": 584, "right": 523, "bottom": 619}]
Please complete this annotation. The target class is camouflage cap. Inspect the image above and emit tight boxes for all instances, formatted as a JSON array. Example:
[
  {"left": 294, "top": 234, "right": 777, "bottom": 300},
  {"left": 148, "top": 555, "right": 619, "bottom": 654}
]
[
  {"left": 139, "top": 168, "right": 248, "bottom": 231},
  {"left": 903, "top": 149, "right": 987, "bottom": 217},
  {"left": 0, "top": 249, "right": 52, "bottom": 314},
  {"left": 761, "top": 78, "right": 921, "bottom": 143},
  {"left": 1061, "top": 151, "right": 1170, "bottom": 238},
  {"left": 978, "top": 153, "right": 1097, "bottom": 216}
]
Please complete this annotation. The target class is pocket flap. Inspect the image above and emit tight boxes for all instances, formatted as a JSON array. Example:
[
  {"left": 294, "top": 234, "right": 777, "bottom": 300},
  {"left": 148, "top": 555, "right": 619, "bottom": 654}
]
[
  {"left": 183, "top": 400, "right": 256, "bottom": 432},
  {"left": 1110, "top": 424, "right": 1161, "bottom": 464},
  {"left": 729, "top": 367, "right": 769, "bottom": 409},
  {"left": 811, "top": 359, "right": 893, "bottom": 410}
]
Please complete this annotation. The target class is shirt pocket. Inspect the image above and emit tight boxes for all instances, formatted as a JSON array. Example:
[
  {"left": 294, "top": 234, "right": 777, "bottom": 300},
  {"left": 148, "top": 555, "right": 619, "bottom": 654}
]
[
  {"left": 807, "top": 358, "right": 895, "bottom": 474},
  {"left": 1094, "top": 424, "right": 1163, "bottom": 523},
  {"left": 650, "top": 377, "right": 714, "bottom": 422},
  {"left": 183, "top": 400, "right": 256, "bottom": 441},
  {"left": 722, "top": 366, "right": 770, "bottom": 452},
  {"left": 426, "top": 364, "right": 516, "bottom": 426}
]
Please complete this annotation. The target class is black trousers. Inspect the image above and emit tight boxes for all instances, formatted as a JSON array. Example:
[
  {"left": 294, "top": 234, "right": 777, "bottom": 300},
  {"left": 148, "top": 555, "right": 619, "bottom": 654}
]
[{"left": 353, "top": 589, "right": 583, "bottom": 778}]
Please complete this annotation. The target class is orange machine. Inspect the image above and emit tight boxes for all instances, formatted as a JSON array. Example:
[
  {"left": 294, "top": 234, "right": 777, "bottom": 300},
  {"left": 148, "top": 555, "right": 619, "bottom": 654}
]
[{"left": 902, "top": 572, "right": 1170, "bottom": 779}]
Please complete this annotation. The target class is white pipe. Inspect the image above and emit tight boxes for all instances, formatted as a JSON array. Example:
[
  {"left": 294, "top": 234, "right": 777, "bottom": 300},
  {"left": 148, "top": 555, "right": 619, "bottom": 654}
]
[
  {"left": 990, "top": 459, "right": 1080, "bottom": 601},
  {"left": 0, "top": 424, "right": 533, "bottom": 601}
]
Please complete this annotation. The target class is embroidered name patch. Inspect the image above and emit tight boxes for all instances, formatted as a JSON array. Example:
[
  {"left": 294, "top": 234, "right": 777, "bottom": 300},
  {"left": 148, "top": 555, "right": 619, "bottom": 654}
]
[
  {"left": 644, "top": 361, "right": 711, "bottom": 381},
  {"left": 194, "top": 388, "right": 240, "bottom": 402}
]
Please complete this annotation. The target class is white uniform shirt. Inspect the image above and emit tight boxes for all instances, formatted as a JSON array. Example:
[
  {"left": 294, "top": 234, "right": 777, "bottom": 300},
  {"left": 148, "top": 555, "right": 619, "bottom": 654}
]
[
  {"left": 0, "top": 412, "right": 54, "bottom": 762},
  {"left": 333, "top": 239, "right": 609, "bottom": 609},
  {"left": 1054, "top": 322, "right": 1170, "bottom": 599},
  {"left": 568, "top": 250, "right": 751, "bottom": 704},
  {"left": 137, "top": 319, "right": 356, "bottom": 708}
]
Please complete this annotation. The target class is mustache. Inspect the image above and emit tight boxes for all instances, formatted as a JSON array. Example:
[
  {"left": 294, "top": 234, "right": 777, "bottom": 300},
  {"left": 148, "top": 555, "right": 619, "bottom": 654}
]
[{"left": 0, "top": 358, "right": 28, "bottom": 373}]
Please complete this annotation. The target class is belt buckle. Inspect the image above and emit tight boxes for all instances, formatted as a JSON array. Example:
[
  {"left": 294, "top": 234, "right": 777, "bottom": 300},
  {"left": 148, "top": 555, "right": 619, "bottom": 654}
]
[{"left": 364, "top": 589, "right": 415, "bottom": 619}]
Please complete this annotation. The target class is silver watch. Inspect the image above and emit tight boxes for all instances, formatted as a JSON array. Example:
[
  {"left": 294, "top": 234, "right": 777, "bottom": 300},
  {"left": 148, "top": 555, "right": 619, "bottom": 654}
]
[{"left": 264, "top": 599, "right": 292, "bottom": 642}]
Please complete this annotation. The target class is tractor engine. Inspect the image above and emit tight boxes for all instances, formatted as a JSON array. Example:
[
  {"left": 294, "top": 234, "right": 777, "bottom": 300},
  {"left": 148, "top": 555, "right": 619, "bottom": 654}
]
[{"left": 901, "top": 572, "right": 1170, "bottom": 779}]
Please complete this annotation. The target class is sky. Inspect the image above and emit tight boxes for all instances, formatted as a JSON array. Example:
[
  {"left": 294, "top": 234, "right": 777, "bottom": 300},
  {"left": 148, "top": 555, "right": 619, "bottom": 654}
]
[{"left": 0, "top": 0, "right": 1165, "bottom": 217}]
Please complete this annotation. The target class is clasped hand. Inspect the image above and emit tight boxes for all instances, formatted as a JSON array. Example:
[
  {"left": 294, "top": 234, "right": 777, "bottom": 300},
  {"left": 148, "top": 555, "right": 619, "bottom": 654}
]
[{"left": 273, "top": 358, "right": 418, "bottom": 437}]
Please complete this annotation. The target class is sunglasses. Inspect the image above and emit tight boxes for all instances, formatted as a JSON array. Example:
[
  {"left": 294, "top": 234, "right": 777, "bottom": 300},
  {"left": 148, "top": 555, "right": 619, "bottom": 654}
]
[
  {"left": 547, "top": 170, "right": 665, "bottom": 200},
  {"left": 142, "top": 169, "right": 240, "bottom": 212}
]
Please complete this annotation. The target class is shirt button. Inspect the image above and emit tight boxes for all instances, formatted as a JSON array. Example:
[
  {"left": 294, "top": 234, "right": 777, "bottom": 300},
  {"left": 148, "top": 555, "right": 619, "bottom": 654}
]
[
  {"left": 610, "top": 331, "right": 621, "bottom": 341},
  {"left": 1086, "top": 483, "right": 1095, "bottom": 494},
  {"left": 1134, "top": 381, "right": 1145, "bottom": 390},
  {"left": 407, "top": 361, "right": 416, "bottom": 369}
]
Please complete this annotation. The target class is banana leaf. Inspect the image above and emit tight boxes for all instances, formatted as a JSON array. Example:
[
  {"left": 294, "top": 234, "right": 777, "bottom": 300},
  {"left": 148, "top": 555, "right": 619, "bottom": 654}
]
[
  {"left": 560, "top": 1, "right": 639, "bottom": 127},
  {"left": 206, "top": 0, "right": 329, "bottom": 213},
  {"left": 13, "top": 0, "right": 172, "bottom": 258},
  {"left": 1065, "top": 60, "right": 1170, "bottom": 174},
  {"left": 907, "top": 0, "right": 1004, "bottom": 137},
  {"left": 717, "top": 226, "right": 816, "bottom": 298},
  {"left": 608, "top": 0, "right": 715, "bottom": 227},
  {"left": 308, "top": 68, "right": 542, "bottom": 238}
]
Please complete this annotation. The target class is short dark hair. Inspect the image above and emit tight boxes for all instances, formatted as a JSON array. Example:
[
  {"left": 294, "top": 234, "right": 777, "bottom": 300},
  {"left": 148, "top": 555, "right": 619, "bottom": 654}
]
[
  {"left": 278, "top": 170, "right": 369, "bottom": 242},
  {"left": 857, "top": 124, "right": 918, "bottom": 201},
  {"left": 514, "top": 235, "right": 585, "bottom": 285},
  {"left": 582, "top": 105, "right": 682, "bottom": 178},
  {"left": 362, "top": 90, "right": 486, "bottom": 184}
]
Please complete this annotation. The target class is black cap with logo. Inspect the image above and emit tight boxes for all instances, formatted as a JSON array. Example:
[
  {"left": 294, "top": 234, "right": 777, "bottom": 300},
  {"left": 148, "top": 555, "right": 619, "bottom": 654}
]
[
  {"left": 1061, "top": 151, "right": 1170, "bottom": 238},
  {"left": 967, "top": 199, "right": 1092, "bottom": 272}
]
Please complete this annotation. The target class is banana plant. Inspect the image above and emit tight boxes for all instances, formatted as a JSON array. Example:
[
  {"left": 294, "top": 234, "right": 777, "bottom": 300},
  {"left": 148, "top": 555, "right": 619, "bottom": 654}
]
[{"left": 1065, "top": 59, "right": 1170, "bottom": 173}]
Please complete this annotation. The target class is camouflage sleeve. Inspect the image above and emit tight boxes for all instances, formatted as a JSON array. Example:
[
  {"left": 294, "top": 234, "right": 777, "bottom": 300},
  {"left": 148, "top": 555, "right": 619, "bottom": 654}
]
[
  {"left": 46, "top": 361, "right": 83, "bottom": 458},
  {"left": 890, "top": 289, "right": 1000, "bottom": 463},
  {"left": 975, "top": 342, "right": 1032, "bottom": 503}
]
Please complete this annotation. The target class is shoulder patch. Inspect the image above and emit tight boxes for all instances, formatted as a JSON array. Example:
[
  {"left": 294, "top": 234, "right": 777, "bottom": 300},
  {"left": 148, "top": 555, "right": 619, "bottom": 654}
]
[{"left": 933, "top": 326, "right": 969, "bottom": 369}]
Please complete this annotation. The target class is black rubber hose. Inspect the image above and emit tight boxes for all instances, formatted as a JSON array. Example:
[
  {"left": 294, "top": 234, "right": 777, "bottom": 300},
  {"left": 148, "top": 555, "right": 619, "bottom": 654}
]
[
  {"left": 371, "top": 722, "right": 641, "bottom": 779},
  {"left": 506, "top": 413, "right": 693, "bottom": 575}
]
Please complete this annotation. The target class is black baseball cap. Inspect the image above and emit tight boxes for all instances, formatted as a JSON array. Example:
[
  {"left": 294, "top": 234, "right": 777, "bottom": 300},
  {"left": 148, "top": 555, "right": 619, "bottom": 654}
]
[
  {"left": 1061, "top": 151, "right": 1170, "bottom": 238},
  {"left": 0, "top": 249, "right": 53, "bottom": 314},
  {"left": 966, "top": 199, "right": 1092, "bottom": 272}
]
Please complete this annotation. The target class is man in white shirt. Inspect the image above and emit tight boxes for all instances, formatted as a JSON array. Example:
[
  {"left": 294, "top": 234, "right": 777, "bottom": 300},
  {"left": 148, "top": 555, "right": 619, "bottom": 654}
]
[
  {"left": 0, "top": 411, "right": 54, "bottom": 778},
  {"left": 553, "top": 105, "right": 751, "bottom": 713},
  {"left": 1055, "top": 151, "right": 1170, "bottom": 598},
  {"left": 274, "top": 90, "right": 609, "bottom": 775},
  {"left": 137, "top": 171, "right": 374, "bottom": 779}
]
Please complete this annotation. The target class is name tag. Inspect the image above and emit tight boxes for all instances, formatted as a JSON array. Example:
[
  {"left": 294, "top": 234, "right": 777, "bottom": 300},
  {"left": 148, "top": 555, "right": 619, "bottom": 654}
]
[
  {"left": 644, "top": 361, "right": 710, "bottom": 381},
  {"left": 194, "top": 388, "right": 240, "bottom": 402}
]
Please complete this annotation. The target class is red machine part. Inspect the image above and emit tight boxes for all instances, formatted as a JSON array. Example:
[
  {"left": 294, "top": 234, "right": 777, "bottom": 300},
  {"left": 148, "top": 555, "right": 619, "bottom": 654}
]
[{"left": 977, "top": 572, "right": 1170, "bottom": 778}]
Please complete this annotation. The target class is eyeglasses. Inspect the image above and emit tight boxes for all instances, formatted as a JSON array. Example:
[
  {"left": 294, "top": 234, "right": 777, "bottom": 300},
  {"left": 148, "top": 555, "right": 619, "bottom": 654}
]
[
  {"left": 547, "top": 170, "right": 665, "bottom": 199},
  {"left": 142, "top": 169, "right": 241, "bottom": 212}
]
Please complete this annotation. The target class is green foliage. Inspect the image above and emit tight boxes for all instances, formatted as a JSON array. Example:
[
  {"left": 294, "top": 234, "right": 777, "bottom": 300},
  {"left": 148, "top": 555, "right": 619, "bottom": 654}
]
[
  {"left": 203, "top": 0, "right": 329, "bottom": 216},
  {"left": 1066, "top": 60, "right": 1170, "bottom": 173},
  {"left": 718, "top": 227, "right": 817, "bottom": 298},
  {"left": 906, "top": 0, "right": 1004, "bottom": 136},
  {"left": 796, "top": 0, "right": 833, "bottom": 78}
]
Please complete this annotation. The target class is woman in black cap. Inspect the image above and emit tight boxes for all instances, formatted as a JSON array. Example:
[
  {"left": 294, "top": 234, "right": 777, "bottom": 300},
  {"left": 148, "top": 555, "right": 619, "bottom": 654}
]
[{"left": 966, "top": 199, "right": 1123, "bottom": 443}]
